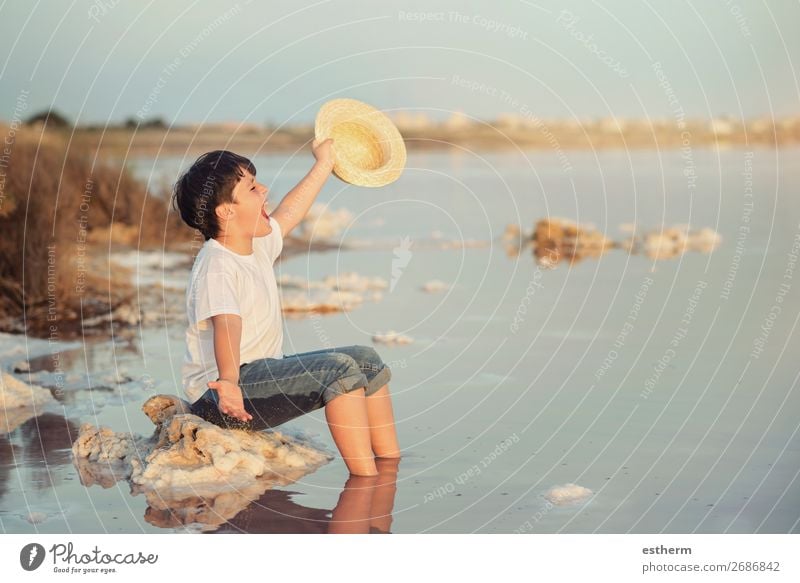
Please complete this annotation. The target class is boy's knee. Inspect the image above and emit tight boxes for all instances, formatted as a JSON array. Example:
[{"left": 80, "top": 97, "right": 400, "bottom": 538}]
[
  {"left": 348, "top": 345, "right": 384, "bottom": 368},
  {"left": 329, "top": 352, "right": 361, "bottom": 375}
]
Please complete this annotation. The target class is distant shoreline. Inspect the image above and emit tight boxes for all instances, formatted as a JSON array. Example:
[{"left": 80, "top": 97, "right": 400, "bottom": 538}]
[{"left": 3, "top": 116, "right": 798, "bottom": 158}]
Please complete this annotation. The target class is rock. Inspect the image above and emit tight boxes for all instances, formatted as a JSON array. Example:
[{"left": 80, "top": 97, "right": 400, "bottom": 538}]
[
  {"left": 141, "top": 394, "right": 192, "bottom": 430},
  {"left": 533, "top": 218, "right": 612, "bottom": 266}
]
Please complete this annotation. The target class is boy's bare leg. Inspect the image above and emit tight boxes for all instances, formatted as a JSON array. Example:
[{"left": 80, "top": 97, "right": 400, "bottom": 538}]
[
  {"left": 365, "top": 384, "right": 401, "bottom": 458},
  {"left": 325, "top": 388, "right": 378, "bottom": 476}
]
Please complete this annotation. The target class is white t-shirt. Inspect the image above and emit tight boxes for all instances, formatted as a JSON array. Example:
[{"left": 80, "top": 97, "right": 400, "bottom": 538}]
[{"left": 181, "top": 216, "right": 284, "bottom": 404}]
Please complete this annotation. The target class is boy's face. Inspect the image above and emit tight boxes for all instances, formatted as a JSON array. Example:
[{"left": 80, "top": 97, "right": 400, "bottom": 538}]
[{"left": 219, "top": 168, "right": 272, "bottom": 238}]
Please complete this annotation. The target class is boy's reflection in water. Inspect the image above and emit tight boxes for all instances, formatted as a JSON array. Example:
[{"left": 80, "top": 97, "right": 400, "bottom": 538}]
[{"left": 145, "top": 457, "right": 400, "bottom": 534}]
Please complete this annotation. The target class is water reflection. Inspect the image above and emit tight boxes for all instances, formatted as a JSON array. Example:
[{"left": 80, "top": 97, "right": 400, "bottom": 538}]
[
  {"left": 0, "top": 435, "right": 18, "bottom": 502},
  {"left": 20, "top": 413, "right": 80, "bottom": 467},
  {"left": 145, "top": 457, "right": 400, "bottom": 534},
  {"left": 0, "top": 413, "right": 79, "bottom": 507}
]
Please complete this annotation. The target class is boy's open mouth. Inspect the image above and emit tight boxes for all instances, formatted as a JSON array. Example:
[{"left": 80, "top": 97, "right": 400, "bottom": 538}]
[{"left": 261, "top": 207, "right": 269, "bottom": 221}]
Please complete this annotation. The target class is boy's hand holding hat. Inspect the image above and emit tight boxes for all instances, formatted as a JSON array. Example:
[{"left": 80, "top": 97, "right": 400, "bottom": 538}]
[
  {"left": 314, "top": 98, "right": 406, "bottom": 187},
  {"left": 311, "top": 136, "right": 336, "bottom": 171}
]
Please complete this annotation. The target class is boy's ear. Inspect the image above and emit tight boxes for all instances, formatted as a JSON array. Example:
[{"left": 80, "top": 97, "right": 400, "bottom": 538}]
[{"left": 214, "top": 203, "right": 233, "bottom": 222}]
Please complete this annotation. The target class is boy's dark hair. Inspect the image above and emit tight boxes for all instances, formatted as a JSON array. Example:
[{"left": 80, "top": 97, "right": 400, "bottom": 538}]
[{"left": 171, "top": 150, "right": 256, "bottom": 240}]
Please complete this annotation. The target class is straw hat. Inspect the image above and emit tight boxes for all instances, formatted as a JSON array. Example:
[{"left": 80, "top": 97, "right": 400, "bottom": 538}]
[{"left": 315, "top": 98, "right": 406, "bottom": 187}]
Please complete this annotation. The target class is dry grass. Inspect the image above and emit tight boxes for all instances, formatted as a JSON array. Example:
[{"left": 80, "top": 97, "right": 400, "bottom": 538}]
[{"left": 0, "top": 128, "right": 193, "bottom": 336}]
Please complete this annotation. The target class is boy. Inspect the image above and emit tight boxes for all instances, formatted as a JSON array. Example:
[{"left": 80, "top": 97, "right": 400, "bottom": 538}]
[{"left": 171, "top": 142, "right": 400, "bottom": 476}]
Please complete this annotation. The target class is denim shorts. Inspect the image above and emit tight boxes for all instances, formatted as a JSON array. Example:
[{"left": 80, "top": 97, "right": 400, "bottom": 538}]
[{"left": 189, "top": 344, "right": 392, "bottom": 431}]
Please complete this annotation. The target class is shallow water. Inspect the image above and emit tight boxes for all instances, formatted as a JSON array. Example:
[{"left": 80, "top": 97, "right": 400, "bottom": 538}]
[{"left": 2, "top": 147, "right": 799, "bottom": 533}]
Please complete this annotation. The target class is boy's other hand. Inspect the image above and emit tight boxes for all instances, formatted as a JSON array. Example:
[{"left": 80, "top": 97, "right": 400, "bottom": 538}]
[
  {"left": 312, "top": 137, "right": 335, "bottom": 169},
  {"left": 207, "top": 378, "right": 253, "bottom": 422}
]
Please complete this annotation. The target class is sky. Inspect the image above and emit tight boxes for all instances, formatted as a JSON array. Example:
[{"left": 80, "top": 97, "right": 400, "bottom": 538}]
[{"left": 1, "top": 0, "right": 798, "bottom": 126}]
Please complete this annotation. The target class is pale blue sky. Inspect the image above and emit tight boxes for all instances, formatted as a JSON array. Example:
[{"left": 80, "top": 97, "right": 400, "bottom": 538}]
[{"left": 1, "top": 0, "right": 797, "bottom": 125}]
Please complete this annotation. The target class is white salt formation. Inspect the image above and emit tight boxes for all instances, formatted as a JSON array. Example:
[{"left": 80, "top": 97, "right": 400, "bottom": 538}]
[
  {"left": 372, "top": 330, "right": 414, "bottom": 345},
  {"left": 643, "top": 229, "right": 686, "bottom": 260},
  {"left": 640, "top": 225, "right": 722, "bottom": 260},
  {"left": 81, "top": 303, "right": 142, "bottom": 327},
  {"left": 1, "top": 407, "right": 44, "bottom": 435},
  {"left": 72, "top": 394, "right": 331, "bottom": 501},
  {"left": 12, "top": 359, "right": 30, "bottom": 372},
  {"left": 277, "top": 273, "right": 325, "bottom": 290},
  {"left": 0, "top": 331, "right": 79, "bottom": 363},
  {"left": 421, "top": 279, "right": 449, "bottom": 293},
  {"left": 544, "top": 483, "right": 593, "bottom": 505},
  {"left": 322, "top": 272, "right": 388, "bottom": 292},
  {"left": 277, "top": 271, "right": 388, "bottom": 292},
  {"left": 0, "top": 371, "right": 54, "bottom": 410},
  {"left": 72, "top": 424, "right": 142, "bottom": 464},
  {"left": 71, "top": 424, "right": 150, "bottom": 488},
  {"left": 296, "top": 203, "right": 354, "bottom": 241},
  {"left": 281, "top": 289, "right": 365, "bottom": 315},
  {"left": 111, "top": 249, "right": 190, "bottom": 290},
  {"left": 503, "top": 224, "right": 521, "bottom": 239},
  {"left": 686, "top": 227, "right": 723, "bottom": 253},
  {"left": 278, "top": 271, "right": 388, "bottom": 316},
  {"left": 438, "top": 238, "right": 491, "bottom": 249},
  {"left": 130, "top": 414, "right": 330, "bottom": 497},
  {"left": 0, "top": 375, "right": 59, "bottom": 433},
  {"left": 25, "top": 512, "right": 48, "bottom": 525},
  {"left": 102, "top": 368, "right": 133, "bottom": 385}
]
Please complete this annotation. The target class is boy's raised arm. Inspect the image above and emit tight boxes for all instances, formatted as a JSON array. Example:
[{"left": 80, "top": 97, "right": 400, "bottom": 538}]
[
  {"left": 207, "top": 313, "right": 252, "bottom": 422},
  {"left": 270, "top": 138, "right": 335, "bottom": 237}
]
